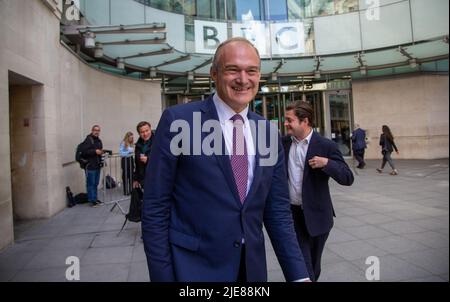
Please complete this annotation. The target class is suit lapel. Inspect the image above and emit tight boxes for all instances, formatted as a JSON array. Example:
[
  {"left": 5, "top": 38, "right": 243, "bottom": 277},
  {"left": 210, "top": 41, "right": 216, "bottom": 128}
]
[
  {"left": 302, "top": 131, "right": 319, "bottom": 183},
  {"left": 201, "top": 97, "right": 241, "bottom": 206}
]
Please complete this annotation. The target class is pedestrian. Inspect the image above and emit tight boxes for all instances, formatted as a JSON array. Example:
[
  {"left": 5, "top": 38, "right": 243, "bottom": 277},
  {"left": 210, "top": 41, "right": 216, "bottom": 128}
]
[
  {"left": 283, "top": 101, "right": 354, "bottom": 281},
  {"left": 119, "top": 131, "right": 135, "bottom": 195},
  {"left": 376, "top": 125, "right": 399, "bottom": 175},
  {"left": 351, "top": 123, "right": 367, "bottom": 168},
  {"left": 141, "top": 37, "right": 310, "bottom": 282}
]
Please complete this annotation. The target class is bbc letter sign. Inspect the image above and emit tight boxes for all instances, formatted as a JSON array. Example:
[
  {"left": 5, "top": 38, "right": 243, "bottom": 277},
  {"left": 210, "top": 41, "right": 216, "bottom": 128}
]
[
  {"left": 194, "top": 20, "right": 227, "bottom": 54},
  {"left": 270, "top": 22, "right": 305, "bottom": 55}
]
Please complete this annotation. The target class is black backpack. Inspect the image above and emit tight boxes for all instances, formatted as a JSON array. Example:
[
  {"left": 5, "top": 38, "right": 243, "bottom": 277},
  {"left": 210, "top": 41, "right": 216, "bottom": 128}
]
[
  {"left": 105, "top": 175, "right": 116, "bottom": 189},
  {"left": 75, "top": 136, "right": 94, "bottom": 169},
  {"left": 66, "top": 186, "right": 76, "bottom": 208},
  {"left": 74, "top": 193, "right": 89, "bottom": 204}
]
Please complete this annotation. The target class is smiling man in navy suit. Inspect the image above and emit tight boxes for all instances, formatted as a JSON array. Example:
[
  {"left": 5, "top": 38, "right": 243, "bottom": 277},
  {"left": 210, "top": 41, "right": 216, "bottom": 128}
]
[
  {"left": 283, "top": 101, "right": 354, "bottom": 281},
  {"left": 141, "top": 37, "right": 310, "bottom": 282}
]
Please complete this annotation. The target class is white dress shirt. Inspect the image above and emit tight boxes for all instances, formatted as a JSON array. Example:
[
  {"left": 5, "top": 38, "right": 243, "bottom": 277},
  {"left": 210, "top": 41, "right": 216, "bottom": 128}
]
[
  {"left": 213, "top": 93, "right": 255, "bottom": 196},
  {"left": 288, "top": 129, "right": 313, "bottom": 207}
]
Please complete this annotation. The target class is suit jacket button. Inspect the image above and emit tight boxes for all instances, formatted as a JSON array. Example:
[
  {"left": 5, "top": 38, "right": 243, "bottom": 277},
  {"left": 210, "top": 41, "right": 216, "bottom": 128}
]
[{"left": 233, "top": 241, "right": 241, "bottom": 248}]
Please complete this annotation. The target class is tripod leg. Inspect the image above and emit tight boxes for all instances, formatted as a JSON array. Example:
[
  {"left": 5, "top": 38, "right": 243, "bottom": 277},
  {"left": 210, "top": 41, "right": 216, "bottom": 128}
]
[{"left": 117, "top": 218, "right": 128, "bottom": 236}]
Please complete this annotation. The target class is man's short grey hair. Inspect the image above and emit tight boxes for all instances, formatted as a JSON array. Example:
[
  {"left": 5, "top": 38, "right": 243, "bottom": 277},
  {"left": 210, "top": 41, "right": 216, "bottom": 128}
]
[{"left": 211, "top": 37, "right": 261, "bottom": 71}]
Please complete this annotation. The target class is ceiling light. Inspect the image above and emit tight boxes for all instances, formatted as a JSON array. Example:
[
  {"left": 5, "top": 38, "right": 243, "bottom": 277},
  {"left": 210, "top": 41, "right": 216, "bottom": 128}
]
[
  {"left": 94, "top": 42, "right": 103, "bottom": 58},
  {"left": 271, "top": 72, "right": 278, "bottom": 81},
  {"left": 83, "top": 31, "right": 96, "bottom": 48},
  {"left": 409, "top": 58, "right": 418, "bottom": 68},
  {"left": 314, "top": 70, "right": 321, "bottom": 79},
  {"left": 116, "top": 58, "right": 125, "bottom": 69},
  {"left": 360, "top": 66, "right": 367, "bottom": 75},
  {"left": 149, "top": 67, "right": 157, "bottom": 77}
]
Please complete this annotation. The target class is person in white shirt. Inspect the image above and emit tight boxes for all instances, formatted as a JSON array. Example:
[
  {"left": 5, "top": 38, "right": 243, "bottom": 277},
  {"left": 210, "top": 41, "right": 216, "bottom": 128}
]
[{"left": 283, "top": 101, "right": 354, "bottom": 281}]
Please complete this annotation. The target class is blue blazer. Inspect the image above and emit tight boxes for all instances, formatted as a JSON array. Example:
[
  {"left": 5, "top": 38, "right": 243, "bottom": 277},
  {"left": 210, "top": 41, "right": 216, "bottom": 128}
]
[
  {"left": 142, "top": 96, "right": 309, "bottom": 282},
  {"left": 283, "top": 132, "right": 354, "bottom": 237},
  {"left": 351, "top": 128, "right": 367, "bottom": 151}
]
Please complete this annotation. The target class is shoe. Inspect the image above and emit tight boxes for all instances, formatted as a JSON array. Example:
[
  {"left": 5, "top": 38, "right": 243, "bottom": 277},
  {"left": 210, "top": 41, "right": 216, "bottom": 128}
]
[
  {"left": 96, "top": 200, "right": 104, "bottom": 206},
  {"left": 90, "top": 202, "right": 99, "bottom": 208},
  {"left": 376, "top": 168, "right": 382, "bottom": 173},
  {"left": 390, "top": 170, "right": 398, "bottom": 175}
]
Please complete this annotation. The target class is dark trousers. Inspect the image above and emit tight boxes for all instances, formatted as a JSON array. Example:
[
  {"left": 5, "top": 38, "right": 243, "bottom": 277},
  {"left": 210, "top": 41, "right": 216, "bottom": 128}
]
[
  {"left": 121, "top": 157, "right": 134, "bottom": 195},
  {"left": 354, "top": 149, "right": 365, "bottom": 167},
  {"left": 291, "top": 205, "right": 329, "bottom": 282},
  {"left": 237, "top": 245, "right": 246, "bottom": 282}
]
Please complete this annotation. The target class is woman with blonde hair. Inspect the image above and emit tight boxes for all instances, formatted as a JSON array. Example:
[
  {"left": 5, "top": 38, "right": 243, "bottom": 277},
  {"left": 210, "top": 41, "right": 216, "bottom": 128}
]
[
  {"left": 376, "top": 125, "right": 399, "bottom": 175},
  {"left": 119, "top": 131, "right": 135, "bottom": 195}
]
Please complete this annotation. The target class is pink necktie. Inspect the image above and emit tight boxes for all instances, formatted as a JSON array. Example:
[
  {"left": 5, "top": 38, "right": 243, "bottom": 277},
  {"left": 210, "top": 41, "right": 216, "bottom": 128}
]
[{"left": 230, "top": 114, "right": 248, "bottom": 203}]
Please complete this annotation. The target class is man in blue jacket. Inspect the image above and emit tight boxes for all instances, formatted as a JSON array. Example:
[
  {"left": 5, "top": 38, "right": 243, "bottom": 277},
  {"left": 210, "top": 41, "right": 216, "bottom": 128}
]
[
  {"left": 351, "top": 124, "right": 367, "bottom": 169},
  {"left": 283, "top": 101, "right": 354, "bottom": 281},
  {"left": 142, "top": 37, "right": 310, "bottom": 282}
]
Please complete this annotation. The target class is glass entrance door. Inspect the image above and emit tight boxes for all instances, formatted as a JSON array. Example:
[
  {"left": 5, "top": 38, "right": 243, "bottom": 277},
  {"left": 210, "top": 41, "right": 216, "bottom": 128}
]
[{"left": 326, "top": 91, "right": 352, "bottom": 156}]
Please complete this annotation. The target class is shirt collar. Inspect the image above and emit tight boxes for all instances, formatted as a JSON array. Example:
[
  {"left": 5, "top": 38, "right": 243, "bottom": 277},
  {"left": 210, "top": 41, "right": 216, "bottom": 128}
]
[
  {"left": 213, "top": 93, "right": 249, "bottom": 125},
  {"left": 291, "top": 128, "right": 313, "bottom": 145}
]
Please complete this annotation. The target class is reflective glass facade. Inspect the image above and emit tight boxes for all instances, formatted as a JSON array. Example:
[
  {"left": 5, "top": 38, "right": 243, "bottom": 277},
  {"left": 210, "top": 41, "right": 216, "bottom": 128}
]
[{"left": 135, "top": 0, "right": 359, "bottom": 21}]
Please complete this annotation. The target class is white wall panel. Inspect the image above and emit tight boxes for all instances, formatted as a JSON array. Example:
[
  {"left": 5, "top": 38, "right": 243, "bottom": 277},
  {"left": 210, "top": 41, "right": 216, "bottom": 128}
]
[
  {"left": 360, "top": 1, "right": 412, "bottom": 50},
  {"left": 314, "top": 12, "right": 361, "bottom": 55}
]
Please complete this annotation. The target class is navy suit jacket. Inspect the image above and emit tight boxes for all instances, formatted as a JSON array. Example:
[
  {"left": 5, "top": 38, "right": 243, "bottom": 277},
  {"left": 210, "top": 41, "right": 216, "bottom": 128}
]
[
  {"left": 283, "top": 132, "right": 354, "bottom": 237},
  {"left": 351, "top": 128, "right": 367, "bottom": 151},
  {"left": 142, "top": 96, "right": 309, "bottom": 282}
]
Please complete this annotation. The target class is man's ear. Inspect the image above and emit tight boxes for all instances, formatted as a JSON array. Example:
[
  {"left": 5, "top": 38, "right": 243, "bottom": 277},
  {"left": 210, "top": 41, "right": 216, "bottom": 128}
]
[{"left": 210, "top": 67, "right": 217, "bottom": 82}]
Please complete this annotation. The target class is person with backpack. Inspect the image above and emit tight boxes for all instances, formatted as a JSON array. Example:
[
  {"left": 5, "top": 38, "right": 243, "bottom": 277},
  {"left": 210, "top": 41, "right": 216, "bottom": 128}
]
[{"left": 79, "top": 125, "right": 104, "bottom": 207}]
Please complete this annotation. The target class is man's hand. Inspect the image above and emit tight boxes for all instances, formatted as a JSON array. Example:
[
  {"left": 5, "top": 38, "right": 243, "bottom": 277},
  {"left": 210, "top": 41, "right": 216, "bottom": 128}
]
[
  {"left": 140, "top": 154, "right": 148, "bottom": 164},
  {"left": 308, "top": 156, "right": 328, "bottom": 169},
  {"left": 95, "top": 149, "right": 103, "bottom": 155},
  {"left": 133, "top": 181, "right": 140, "bottom": 189}
]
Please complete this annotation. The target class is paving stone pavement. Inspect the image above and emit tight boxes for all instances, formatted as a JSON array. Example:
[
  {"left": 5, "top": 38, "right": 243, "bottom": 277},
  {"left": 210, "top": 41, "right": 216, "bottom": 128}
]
[{"left": 0, "top": 159, "right": 448, "bottom": 282}]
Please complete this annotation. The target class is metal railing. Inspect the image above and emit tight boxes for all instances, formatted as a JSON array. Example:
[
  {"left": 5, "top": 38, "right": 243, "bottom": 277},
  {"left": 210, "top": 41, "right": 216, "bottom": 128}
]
[{"left": 100, "top": 153, "right": 134, "bottom": 215}]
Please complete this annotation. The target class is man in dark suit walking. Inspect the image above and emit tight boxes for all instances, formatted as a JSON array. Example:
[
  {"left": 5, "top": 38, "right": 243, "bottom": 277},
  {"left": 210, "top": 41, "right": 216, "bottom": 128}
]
[
  {"left": 283, "top": 101, "right": 354, "bottom": 281},
  {"left": 142, "top": 37, "right": 310, "bottom": 282},
  {"left": 351, "top": 124, "right": 367, "bottom": 168}
]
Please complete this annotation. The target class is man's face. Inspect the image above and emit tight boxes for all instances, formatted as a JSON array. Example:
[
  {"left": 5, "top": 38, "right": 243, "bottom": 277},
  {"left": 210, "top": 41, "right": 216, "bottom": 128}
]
[
  {"left": 210, "top": 42, "right": 260, "bottom": 113},
  {"left": 284, "top": 110, "right": 309, "bottom": 139},
  {"left": 91, "top": 127, "right": 101, "bottom": 137},
  {"left": 138, "top": 124, "right": 152, "bottom": 141}
]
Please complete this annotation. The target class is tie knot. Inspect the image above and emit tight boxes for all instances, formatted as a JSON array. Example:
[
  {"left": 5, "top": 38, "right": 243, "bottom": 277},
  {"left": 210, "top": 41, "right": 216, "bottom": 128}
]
[{"left": 230, "top": 114, "right": 244, "bottom": 123}]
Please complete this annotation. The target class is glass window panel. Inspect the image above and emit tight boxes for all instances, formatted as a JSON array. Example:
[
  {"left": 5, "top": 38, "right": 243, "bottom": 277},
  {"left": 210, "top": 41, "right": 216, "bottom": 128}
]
[
  {"left": 229, "top": 0, "right": 262, "bottom": 21},
  {"left": 334, "top": 0, "right": 358, "bottom": 14},
  {"left": 151, "top": 0, "right": 170, "bottom": 11},
  {"left": 197, "top": 0, "right": 221, "bottom": 19},
  {"left": 287, "top": 0, "right": 303, "bottom": 20},
  {"left": 360, "top": 1, "right": 412, "bottom": 50},
  {"left": 266, "top": 0, "right": 287, "bottom": 20}
]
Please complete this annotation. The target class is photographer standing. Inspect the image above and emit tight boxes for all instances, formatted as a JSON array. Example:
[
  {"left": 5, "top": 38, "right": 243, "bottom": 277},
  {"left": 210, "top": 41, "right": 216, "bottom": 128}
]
[{"left": 80, "top": 125, "right": 104, "bottom": 207}]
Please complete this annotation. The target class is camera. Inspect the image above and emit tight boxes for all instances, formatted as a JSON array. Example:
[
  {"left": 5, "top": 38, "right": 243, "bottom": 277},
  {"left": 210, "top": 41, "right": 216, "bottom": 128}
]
[{"left": 100, "top": 150, "right": 113, "bottom": 167}]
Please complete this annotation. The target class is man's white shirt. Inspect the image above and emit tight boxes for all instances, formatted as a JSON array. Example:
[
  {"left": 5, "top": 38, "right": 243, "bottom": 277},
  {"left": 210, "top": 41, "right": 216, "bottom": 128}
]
[
  {"left": 213, "top": 93, "right": 255, "bottom": 196},
  {"left": 288, "top": 129, "right": 313, "bottom": 207}
]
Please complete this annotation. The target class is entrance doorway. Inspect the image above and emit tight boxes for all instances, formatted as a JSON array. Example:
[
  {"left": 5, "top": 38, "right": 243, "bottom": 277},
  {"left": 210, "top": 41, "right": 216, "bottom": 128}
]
[
  {"left": 252, "top": 91, "right": 324, "bottom": 136},
  {"left": 325, "top": 91, "right": 352, "bottom": 156},
  {"left": 8, "top": 71, "right": 44, "bottom": 238}
]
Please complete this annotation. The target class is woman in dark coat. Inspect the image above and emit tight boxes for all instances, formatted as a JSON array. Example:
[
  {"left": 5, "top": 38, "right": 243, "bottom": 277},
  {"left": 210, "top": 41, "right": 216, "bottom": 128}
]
[{"left": 376, "top": 125, "right": 399, "bottom": 175}]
